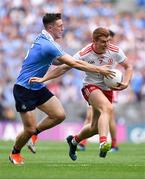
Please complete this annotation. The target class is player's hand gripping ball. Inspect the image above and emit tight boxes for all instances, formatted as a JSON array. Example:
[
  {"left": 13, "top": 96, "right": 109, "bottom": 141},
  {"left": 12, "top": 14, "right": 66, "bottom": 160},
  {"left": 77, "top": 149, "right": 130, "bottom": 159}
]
[{"left": 104, "top": 69, "right": 123, "bottom": 88}]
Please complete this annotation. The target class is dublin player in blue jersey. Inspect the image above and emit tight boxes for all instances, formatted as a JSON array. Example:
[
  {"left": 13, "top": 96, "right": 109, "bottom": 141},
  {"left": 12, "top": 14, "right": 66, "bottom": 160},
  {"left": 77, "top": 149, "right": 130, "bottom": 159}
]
[{"left": 9, "top": 13, "right": 114, "bottom": 165}]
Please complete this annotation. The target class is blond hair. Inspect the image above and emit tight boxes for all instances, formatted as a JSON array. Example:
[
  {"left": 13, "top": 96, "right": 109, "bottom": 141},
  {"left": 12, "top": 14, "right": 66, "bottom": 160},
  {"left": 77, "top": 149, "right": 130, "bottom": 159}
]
[{"left": 93, "top": 27, "right": 110, "bottom": 41}]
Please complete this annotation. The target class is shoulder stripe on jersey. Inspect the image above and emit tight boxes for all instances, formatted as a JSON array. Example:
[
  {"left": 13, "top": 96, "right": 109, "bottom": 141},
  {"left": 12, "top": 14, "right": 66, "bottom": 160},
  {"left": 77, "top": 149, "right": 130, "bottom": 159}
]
[
  {"left": 108, "top": 44, "right": 119, "bottom": 52},
  {"left": 79, "top": 45, "right": 92, "bottom": 56},
  {"left": 109, "top": 44, "right": 119, "bottom": 50},
  {"left": 108, "top": 47, "right": 119, "bottom": 52}
]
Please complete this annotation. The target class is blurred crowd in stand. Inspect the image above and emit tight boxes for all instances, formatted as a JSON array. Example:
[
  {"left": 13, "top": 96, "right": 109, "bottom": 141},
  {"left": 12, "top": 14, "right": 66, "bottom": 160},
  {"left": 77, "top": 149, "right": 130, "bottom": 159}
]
[{"left": 0, "top": 0, "right": 145, "bottom": 122}]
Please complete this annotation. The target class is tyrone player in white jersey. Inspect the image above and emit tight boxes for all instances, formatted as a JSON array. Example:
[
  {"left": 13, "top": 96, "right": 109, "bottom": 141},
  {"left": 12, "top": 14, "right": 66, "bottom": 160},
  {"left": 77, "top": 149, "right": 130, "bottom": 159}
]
[
  {"left": 77, "top": 30, "right": 119, "bottom": 152},
  {"left": 29, "top": 27, "right": 133, "bottom": 160}
]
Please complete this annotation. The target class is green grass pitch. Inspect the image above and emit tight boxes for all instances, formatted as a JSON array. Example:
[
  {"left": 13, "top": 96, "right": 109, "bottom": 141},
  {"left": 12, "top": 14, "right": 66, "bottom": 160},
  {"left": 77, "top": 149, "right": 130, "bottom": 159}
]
[{"left": 0, "top": 140, "right": 144, "bottom": 179}]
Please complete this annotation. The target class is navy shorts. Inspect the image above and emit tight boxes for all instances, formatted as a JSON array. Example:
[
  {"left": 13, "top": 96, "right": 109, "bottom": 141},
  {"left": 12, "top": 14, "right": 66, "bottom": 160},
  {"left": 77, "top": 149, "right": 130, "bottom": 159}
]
[{"left": 13, "top": 84, "right": 54, "bottom": 112}]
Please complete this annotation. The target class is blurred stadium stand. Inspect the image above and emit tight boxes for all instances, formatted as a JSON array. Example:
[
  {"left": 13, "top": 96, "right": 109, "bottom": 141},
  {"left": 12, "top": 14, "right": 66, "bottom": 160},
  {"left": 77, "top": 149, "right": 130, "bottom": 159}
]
[{"left": 0, "top": 0, "right": 145, "bottom": 127}]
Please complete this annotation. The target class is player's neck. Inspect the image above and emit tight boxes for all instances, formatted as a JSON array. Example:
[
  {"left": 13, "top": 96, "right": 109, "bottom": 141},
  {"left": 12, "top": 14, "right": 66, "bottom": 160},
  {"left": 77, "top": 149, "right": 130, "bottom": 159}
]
[
  {"left": 92, "top": 44, "right": 105, "bottom": 54},
  {"left": 42, "top": 29, "right": 54, "bottom": 41}
]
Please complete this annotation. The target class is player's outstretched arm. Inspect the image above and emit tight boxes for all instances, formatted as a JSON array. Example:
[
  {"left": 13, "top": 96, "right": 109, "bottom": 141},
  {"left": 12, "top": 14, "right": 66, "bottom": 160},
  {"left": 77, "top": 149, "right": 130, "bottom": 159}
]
[
  {"left": 29, "top": 54, "right": 115, "bottom": 84},
  {"left": 29, "top": 64, "right": 71, "bottom": 84},
  {"left": 58, "top": 54, "right": 114, "bottom": 77}
]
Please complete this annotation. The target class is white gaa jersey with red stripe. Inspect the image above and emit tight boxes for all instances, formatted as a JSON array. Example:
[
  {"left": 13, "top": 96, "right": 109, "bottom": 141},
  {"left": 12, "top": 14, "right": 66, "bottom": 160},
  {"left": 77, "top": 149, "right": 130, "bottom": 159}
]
[{"left": 73, "top": 43, "right": 126, "bottom": 90}]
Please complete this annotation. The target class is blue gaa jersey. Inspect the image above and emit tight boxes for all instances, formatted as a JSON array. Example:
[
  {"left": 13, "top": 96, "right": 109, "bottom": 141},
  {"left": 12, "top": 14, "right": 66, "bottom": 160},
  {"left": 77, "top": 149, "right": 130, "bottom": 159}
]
[{"left": 16, "top": 30, "right": 66, "bottom": 90}]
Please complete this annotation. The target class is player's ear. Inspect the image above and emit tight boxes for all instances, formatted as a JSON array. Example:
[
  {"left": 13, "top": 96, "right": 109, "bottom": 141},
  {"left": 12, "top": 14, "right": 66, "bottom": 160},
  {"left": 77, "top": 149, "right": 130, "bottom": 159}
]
[
  {"left": 47, "top": 24, "right": 53, "bottom": 30},
  {"left": 93, "top": 39, "right": 98, "bottom": 44}
]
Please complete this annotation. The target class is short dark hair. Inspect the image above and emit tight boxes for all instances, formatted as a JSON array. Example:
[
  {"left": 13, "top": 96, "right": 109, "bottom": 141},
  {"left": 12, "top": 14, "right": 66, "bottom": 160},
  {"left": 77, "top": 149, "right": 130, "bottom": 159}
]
[
  {"left": 42, "top": 13, "right": 61, "bottom": 28},
  {"left": 109, "top": 30, "right": 115, "bottom": 38}
]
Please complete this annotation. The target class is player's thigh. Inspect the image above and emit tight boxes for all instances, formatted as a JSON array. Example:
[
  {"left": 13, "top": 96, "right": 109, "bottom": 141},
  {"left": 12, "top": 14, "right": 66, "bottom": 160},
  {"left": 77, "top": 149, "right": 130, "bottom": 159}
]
[
  {"left": 88, "top": 89, "right": 112, "bottom": 111},
  {"left": 37, "top": 96, "right": 65, "bottom": 118},
  {"left": 20, "top": 111, "right": 37, "bottom": 129}
]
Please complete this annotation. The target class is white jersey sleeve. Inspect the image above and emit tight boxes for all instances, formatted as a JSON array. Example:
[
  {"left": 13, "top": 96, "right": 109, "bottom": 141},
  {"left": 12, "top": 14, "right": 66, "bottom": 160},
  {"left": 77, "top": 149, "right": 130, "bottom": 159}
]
[
  {"left": 108, "top": 44, "right": 127, "bottom": 64},
  {"left": 116, "top": 47, "right": 127, "bottom": 64}
]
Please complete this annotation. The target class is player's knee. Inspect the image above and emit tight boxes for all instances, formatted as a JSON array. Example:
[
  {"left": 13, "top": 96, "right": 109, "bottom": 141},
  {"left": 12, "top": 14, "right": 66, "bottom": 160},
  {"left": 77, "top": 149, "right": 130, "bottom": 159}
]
[
  {"left": 107, "top": 105, "right": 113, "bottom": 115},
  {"left": 56, "top": 112, "right": 66, "bottom": 123},
  {"left": 25, "top": 127, "right": 36, "bottom": 136},
  {"left": 51, "top": 112, "right": 66, "bottom": 124},
  {"left": 101, "top": 104, "right": 113, "bottom": 115}
]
